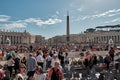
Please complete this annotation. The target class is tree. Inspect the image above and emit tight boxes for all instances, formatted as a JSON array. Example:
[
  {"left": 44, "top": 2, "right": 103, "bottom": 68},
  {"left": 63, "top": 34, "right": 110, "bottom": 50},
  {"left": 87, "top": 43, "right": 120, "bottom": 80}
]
[{"left": 86, "top": 28, "right": 96, "bottom": 32}]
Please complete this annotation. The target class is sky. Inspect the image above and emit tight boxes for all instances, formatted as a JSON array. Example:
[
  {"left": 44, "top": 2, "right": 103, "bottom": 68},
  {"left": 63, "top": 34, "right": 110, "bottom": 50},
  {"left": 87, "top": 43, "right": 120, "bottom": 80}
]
[{"left": 0, "top": 0, "right": 120, "bottom": 39}]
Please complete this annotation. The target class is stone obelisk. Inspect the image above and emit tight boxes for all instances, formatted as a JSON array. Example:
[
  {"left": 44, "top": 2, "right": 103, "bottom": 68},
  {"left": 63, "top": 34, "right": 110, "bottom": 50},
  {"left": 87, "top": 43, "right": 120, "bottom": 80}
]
[{"left": 66, "top": 11, "right": 70, "bottom": 46}]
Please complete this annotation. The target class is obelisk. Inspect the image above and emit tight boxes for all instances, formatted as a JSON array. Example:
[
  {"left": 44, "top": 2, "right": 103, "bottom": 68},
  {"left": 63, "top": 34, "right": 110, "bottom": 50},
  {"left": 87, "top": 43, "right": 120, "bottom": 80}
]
[{"left": 66, "top": 11, "right": 70, "bottom": 46}]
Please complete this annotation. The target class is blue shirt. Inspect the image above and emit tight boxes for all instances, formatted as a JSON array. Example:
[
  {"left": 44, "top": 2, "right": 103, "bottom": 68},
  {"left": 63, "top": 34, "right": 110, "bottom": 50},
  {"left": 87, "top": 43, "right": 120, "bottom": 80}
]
[{"left": 26, "top": 57, "right": 36, "bottom": 71}]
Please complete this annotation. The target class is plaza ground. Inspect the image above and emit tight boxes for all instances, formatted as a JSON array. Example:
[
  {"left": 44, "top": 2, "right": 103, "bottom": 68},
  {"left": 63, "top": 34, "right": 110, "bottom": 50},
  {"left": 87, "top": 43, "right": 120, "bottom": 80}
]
[{"left": 0, "top": 50, "right": 120, "bottom": 66}]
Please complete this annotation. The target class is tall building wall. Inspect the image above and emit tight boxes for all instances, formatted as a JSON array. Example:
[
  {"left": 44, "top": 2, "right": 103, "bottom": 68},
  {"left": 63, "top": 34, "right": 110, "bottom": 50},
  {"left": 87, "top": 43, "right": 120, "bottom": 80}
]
[
  {"left": 49, "top": 30, "right": 120, "bottom": 45},
  {"left": 0, "top": 30, "right": 31, "bottom": 45}
]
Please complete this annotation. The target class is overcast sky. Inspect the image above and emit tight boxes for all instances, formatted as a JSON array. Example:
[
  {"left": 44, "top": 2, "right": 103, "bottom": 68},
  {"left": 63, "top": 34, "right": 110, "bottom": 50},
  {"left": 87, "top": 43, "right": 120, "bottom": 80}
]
[{"left": 0, "top": 0, "right": 120, "bottom": 39}]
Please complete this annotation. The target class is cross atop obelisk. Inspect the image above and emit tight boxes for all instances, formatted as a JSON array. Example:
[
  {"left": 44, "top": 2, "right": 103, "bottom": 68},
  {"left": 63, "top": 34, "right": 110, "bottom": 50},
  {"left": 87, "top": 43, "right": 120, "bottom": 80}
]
[{"left": 66, "top": 11, "right": 70, "bottom": 46}]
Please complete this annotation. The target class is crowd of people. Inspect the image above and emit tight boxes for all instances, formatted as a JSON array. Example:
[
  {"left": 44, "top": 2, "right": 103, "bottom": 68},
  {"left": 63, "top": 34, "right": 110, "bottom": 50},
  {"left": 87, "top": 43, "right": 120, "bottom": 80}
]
[
  {"left": 0, "top": 45, "right": 70, "bottom": 80},
  {"left": 82, "top": 47, "right": 116, "bottom": 70},
  {"left": 0, "top": 44, "right": 120, "bottom": 80}
]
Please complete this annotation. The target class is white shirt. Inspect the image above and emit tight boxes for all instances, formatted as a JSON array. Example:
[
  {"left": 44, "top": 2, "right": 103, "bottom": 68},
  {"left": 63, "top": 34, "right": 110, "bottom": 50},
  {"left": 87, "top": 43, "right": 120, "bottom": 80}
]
[
  {"left": 33, "top": 73, "right": 46, "bottom": 80},
  {"left": 46, "top": 55, "right": 52, "bottom": 61},
  {"left": 51, "top": 58, "right": 60, "bottom": 67},
  {"left": 36, "top": 55, "right": 44, "bottom": 62},
  {"left": 15, "top": 73, "right": 28, "bottom": 80}
]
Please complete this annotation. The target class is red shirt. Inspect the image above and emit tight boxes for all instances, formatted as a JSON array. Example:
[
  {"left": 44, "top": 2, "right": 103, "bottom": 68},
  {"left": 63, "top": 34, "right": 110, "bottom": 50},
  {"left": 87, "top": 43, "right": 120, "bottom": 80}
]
[
  {"left": 48, "top": 67, "right": 64, "bottom": 80},
  {"left": 86, "top": 54, "right": 91, "bottom": 61},
  {"left": 0, "top": 69, "right": 5, "bottom": 79}
]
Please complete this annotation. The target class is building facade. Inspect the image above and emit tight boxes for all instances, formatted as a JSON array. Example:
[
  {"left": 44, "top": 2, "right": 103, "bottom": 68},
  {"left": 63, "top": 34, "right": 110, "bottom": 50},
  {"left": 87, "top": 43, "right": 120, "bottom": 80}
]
[
  {"left": 0, "top": 30, "right": 45, "bottom": 46},
  {"left": 35, "top": 35, "right": 45, "bottom": 45},
  {"left": 48, "top": 30, "right": 120, "bottom": 45},
  {"left": 0, "top": 30, "right": 31, "bottom": 45}
]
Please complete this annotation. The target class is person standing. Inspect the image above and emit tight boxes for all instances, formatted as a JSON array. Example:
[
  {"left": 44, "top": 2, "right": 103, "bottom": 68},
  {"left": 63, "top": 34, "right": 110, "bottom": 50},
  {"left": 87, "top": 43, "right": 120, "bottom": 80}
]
[
  {"left": 50, "top": 54, "right": 60, "bottom": 68},
  {"left": 13, "top": 56, "right": 20, "bottom": 74},
  {"left": 0, "top": 67, "right": 5, "bottom": 80},
  {"left": 15, "top": 63, "right": 28, "bottom": 80},
  {"left": 84, "top": 51, "right": 91, "bottom": 68},
  {"left": 58, "top": 52, "right": 65, "bottom": 69},
  {"left": 109, "top": 47, "right": 115, "bottom": 61},
  {"left": 46, "top": 53, "right": 52, "bottom": 69},
  {"left": 65, "top": 52, "right": 69, "bottom": 65},
  {"left": 6, "top": 55, "right": 15, "bottom": 77},
  {"left": 26, "top": 53, "right": 37, "bottom": 78},
  {"left": 21, "top": 57, "right": 27, "bottom": 65},
  {"left": 33, "top": 66, "right": 46, "bottom": 80},
  {"left": 104, "top": 54, "right": 111, "bottom": 70},
  {"left": 36, "top": 52, "right": 44, "bottom": 68},
  {"left": 48, "top": 61, "right": 64, "bottom": 80},
  {"left": 92, "top": 53, "right": 97, "bottom": 66}
]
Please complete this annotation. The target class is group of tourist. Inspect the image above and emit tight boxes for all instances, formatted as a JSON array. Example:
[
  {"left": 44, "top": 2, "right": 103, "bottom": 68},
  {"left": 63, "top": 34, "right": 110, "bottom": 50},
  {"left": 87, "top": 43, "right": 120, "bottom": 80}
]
[
  {"left": 0, "top": 45, "right": 70, "bottom": 80},
  {"left": 0, "top": 44, "right": 119, "bottom": 80},
  {"left": 82, "top": 47, "right": 117, "bottom": 70}
]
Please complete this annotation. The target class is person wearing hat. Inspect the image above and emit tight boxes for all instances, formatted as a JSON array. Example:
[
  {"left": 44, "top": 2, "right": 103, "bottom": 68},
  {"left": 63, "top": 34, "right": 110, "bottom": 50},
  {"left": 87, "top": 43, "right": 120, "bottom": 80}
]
[
  {"left": 50, "top": 54, "right": 60, "bottom": 68},
  {"left": 15, "top": 63, "right": 28, "bottom": 80},
  {"left": 33, "top": 66, "right": 47, "bottom": 80}
]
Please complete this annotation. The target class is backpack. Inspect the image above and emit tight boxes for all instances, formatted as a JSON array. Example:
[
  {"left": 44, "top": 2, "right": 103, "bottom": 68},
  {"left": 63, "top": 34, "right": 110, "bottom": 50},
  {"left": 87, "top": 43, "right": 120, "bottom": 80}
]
[
  {"left": 51, "top": 68, "right": 60, "bottom": 80},
  {"left": 104, "top": 56, "right": 110, "bottom": 63},
  {"left": 6, "top": 53, "right": 11, "bottom": 60}
]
